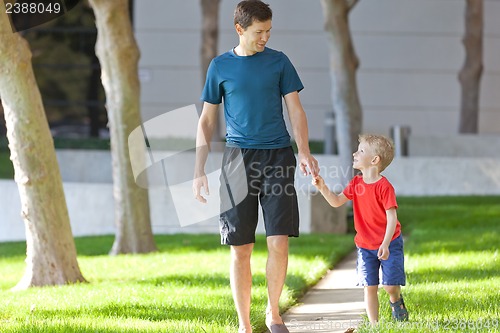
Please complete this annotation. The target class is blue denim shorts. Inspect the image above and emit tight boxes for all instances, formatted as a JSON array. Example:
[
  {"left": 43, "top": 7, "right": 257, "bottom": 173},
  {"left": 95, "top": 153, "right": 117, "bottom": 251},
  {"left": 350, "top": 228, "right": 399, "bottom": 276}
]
[{"left": 356, "top": 235, "right": 406, "bottom": 286}]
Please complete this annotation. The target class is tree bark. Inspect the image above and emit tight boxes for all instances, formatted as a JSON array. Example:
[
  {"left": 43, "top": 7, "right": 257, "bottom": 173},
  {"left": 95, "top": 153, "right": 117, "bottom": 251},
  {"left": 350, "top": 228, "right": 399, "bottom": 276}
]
[
  {"left": 0, "top": 1, "right": 86, "bottom": 289},
  {"left": 458, "top": 0, "right": 483, "bottom": 134},
  {"left": 200, "top": 0, "right": 220, "bottom": 84},
  {"left": 200, "top": 0, "right": 221, "bottom": 143},
  {"left": 89, "top": 0, "right": 157, "bottom": 254},
  {"left": 320, "top": 0, "right": 362, "bottom": 187}
]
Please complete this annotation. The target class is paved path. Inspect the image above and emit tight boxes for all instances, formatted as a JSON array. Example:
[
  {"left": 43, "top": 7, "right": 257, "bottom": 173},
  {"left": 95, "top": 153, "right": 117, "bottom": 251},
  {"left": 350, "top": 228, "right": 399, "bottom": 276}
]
[{"left": 282, "top": 251, "right": 365, "bottom": 333}]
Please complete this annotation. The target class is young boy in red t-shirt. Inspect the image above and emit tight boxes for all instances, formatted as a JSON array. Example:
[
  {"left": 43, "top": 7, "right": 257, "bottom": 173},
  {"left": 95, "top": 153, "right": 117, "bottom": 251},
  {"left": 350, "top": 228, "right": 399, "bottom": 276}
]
[{"left": 312, "top": 134, "right": 408, "bottom": 324}]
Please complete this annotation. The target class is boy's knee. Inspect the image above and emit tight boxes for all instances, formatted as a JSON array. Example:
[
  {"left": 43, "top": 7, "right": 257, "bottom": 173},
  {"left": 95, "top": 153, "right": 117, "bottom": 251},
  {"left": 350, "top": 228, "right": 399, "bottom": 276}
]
[{"left": 383, "top": 285, "right": 400, "bottom": 295}]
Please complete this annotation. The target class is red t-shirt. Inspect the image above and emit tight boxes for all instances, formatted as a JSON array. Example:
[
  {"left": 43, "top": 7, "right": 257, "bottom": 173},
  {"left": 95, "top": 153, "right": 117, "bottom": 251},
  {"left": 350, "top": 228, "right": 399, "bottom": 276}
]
[{"left": 343, "top": 175, "right": 401, "bottom": 250}]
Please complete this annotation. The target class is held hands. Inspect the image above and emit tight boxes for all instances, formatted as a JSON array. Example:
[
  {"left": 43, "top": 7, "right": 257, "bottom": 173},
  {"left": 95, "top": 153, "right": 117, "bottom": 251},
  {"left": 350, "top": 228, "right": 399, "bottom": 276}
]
[
  {"left": 311, "top": 174, "right": 325, "bottom": 189},
  {"left": 194, "top": 153, "right": 320, "bottom": 203},
  {"left": 298, "top": 152, "right": 319, "bottom": 178},
  {"left": 193, "top": 173, "right": 209, "bottom": 203}
]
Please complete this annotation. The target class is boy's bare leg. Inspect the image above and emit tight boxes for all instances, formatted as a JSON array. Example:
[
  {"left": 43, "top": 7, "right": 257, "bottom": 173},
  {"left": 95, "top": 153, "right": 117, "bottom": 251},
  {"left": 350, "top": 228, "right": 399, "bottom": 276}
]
[
  {"left": 265, "top": 235, "right": 289, "bottom": 327},
  {"left": 364, "top": 285, "right": 380, "bottom": 324},
  {"left": 231, "top": 243, "right": 255, "bottom": 333}
]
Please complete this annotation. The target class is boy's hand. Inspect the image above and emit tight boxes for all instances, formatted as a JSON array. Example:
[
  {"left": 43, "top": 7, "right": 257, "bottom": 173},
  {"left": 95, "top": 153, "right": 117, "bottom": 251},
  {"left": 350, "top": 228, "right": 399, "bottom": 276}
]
[
  {"left": 312, "top": 175, "right": 325, "bottom": 189},
  {"left": 378, "top": 245, "right": 390, "bottom": 260}
]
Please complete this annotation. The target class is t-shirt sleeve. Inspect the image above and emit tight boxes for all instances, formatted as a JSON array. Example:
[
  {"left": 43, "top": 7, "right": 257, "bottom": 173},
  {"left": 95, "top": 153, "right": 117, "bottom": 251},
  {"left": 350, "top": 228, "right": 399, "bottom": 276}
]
[
  {"left": 343, "top": 178, "right": 356, "bottom": 200},
  {"left": 280, "top": 53, "right": 304, "bottom": 96},
  {"left": 381, "top": 181, "right": 398, "bottom": 210},
  {"left": 201, "top": 59, "right": 223, "bottom": 104}
]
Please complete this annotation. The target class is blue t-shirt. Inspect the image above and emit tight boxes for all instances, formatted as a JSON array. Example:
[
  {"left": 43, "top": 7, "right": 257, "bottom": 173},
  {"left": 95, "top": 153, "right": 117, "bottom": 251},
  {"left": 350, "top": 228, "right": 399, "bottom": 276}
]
[{"left": 201, "top": 47, "right": 304, "bottom": 149}]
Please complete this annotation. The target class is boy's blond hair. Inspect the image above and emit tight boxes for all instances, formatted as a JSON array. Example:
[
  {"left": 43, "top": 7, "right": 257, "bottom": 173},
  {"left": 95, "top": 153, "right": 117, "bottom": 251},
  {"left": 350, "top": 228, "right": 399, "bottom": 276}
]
[{"left": 359, "top": 134, "right": 395, "bottom": 172}]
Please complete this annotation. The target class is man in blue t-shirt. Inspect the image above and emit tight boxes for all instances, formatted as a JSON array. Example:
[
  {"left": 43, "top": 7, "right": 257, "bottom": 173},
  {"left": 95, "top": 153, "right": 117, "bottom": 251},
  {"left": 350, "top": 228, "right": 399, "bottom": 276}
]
[{"left": 193, "top": 1, "right": 319, "bottom": 332}]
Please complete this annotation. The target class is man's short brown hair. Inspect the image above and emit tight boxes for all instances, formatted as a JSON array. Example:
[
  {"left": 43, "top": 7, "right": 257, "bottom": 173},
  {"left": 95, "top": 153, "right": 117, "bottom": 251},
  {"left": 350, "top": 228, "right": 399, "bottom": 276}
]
[{"left": 234, "top": 0, "right": 272, "bottom": 30}]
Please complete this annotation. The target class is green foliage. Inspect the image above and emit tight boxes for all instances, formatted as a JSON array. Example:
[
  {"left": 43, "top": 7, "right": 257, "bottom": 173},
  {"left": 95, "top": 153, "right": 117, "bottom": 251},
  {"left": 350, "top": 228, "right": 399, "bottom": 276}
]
[
  {"left": 0, "top": 137, "right": 111, "bottom": 179},
  {"left": 291, "top": 140, "right": 324, "bottom": 154},
  {"left": 0, "top": 151, "right": 13, "bottom": 179},
  {"left": 52, "top": 137, "right": 110, "bottom": 150},
  {"left": 0, "top": 234, "right": 354, "bottom": 333},
  {"left": 23, "top": 1, "right": 103, "bottom": 125}
]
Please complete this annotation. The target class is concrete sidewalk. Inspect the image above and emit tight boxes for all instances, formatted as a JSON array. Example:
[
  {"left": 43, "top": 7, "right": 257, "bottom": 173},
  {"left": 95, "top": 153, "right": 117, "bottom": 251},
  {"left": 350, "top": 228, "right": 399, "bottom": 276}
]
[{"left": 282, "top": 251, "right": 365, "bottom": 333}]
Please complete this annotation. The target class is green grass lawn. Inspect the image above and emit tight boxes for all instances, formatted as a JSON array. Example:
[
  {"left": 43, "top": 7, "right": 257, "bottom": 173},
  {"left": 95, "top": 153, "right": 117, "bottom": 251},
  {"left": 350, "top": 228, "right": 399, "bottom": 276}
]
[
  {"left": 1, "top": 197, "right": 498, "bottom": 333},
  {"left": 358, "top": 196, "right": 500, "bottom": 333},
  {"left": 0, "top": 234, "right": 354, "bottom": 333}
]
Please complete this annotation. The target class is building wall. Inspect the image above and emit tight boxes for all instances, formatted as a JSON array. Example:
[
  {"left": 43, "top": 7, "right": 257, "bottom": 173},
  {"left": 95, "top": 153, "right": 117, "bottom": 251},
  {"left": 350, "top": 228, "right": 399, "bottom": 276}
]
[{"left": 134, "top": 0, "right": 500, "bottom": 141}]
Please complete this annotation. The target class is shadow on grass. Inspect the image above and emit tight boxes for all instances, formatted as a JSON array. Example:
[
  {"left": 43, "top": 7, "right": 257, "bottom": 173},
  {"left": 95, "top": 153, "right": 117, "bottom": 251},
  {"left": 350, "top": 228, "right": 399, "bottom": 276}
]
[
  {"left": 0, "top": 241, "right": 27, "bottom": 259},
  {"left": 1, "top": 234, "right": 355, "bottom": 269},
  {"left": 406, "top": 229, "right": 499, "bottom": 255},
  {"left": 0, "top": 235, "right": 225, "bottom": 259},
  {"left": 27, "top": 302, "right": 235, "bottom": 333},
  {"left": 0, "top": 236, "right": 116, "bottom": 259},
  {"left": 135, "top": 272, "right": 309, "bottom": 294},
  {"left": 137, "top": 273, "right": 230, "bottom": 288},
  {"left": 408, "top": 265, "right": 499, "bottom": 284},
  {"left": 1, "top": 324, "right": 211, "bottom": 333},
  {"left": 285, "top": 274, "right": 313, "bottom": 300},
  {"left": 402, "top": 288, "right": 500, "bottom": 317},
  {"left": 397, "top": 196, "right": 500, "bottom": 236}
]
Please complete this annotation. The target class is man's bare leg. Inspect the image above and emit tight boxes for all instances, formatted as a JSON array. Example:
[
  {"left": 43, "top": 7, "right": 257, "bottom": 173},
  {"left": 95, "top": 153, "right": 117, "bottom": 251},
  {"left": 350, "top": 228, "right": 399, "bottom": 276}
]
[
  {"left": 231, "top": 243, "right": 254, "bottom": 332},
  {"left": 265, "top": 235, "right": 289, "bottom": 328}
]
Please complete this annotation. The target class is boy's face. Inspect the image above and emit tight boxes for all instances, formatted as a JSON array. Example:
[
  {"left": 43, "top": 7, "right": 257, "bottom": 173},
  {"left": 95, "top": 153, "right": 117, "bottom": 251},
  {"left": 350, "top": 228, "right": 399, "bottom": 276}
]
[
  {"left": 235, "top": 19, "right": 272, "bottom": 55},
  {"left": 353, "top": 141, "right": 379, "bottom": 171}
]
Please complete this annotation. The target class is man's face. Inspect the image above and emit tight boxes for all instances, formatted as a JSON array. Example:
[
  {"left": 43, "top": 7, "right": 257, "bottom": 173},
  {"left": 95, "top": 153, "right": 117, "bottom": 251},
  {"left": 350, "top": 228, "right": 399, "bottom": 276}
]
[{"left": 236, "top": 19, "right": 272, "bottom": 55}]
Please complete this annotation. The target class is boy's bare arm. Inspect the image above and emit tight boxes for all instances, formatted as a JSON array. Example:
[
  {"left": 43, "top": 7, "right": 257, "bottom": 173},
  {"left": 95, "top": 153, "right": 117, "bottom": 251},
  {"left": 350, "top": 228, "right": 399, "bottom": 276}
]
[
  {"left": 312, "top": 175, "right": 349, "bottom": 207},
  {"left": 378, "top": 207, "right": 398, "bottom": 260}
]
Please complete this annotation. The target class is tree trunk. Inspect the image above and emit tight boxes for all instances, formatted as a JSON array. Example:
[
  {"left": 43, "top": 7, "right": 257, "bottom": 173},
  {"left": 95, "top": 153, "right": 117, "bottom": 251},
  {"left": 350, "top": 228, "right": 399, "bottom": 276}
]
[
  {"left": 200, "top": 0, "right": 221, "bottom": 143},
  {"left": 458, "top": 0, "right": 483, "bottom": 134},
  {"left": 320, "top": 0, "right": 362, "bottom": 187},
  {"left": 0, "top": 1, "right": 86, "bottom": 289},
  {"left": 89, "top": 0, "right": 157, "bottom": 254},
  {"left": 87, "top": 53, "right": 102, "bottom": 138},
  {"left": 200, "top": 0, "right": 220, "bottom": 84}
]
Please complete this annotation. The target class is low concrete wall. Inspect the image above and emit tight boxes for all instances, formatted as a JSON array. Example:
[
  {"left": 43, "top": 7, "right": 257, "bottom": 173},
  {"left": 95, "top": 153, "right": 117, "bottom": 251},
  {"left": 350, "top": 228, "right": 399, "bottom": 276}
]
[
  {"left": 301, "top": 155, "right": 500, "bottom": 196},
  {"left": 56, "top": 150, "right": 113, "bottom": 183},
  {"left": 408, "top": 135, "right": 500, "bottom": 157},
  {"left": 0, "top": 180, "right": 308, "bottom": 242},
  {"left": 1, "top": 151, "right": 499, "bottom": 242}
]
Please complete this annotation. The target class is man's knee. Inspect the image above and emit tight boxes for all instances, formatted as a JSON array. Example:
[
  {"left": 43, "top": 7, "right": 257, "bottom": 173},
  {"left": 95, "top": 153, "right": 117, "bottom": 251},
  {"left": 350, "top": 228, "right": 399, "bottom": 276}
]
[
  {"left": 231, "top": 243, "right": 254, "bottom": 261},
  {"left": 266, "top": 235, "right": 288, "bottom": 255}
]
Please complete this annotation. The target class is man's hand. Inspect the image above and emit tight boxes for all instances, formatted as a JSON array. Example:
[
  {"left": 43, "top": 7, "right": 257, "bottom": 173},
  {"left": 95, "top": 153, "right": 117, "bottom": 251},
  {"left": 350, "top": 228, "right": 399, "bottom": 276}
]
[
  {"left": 193, "top": 174, "right": 209, "bottom": 203},
  {"left": 298, "top": 152, "right": 319, "bottom": 177},
  {"left": 378, "top": 245, "right": 390, "bottom": 261}
]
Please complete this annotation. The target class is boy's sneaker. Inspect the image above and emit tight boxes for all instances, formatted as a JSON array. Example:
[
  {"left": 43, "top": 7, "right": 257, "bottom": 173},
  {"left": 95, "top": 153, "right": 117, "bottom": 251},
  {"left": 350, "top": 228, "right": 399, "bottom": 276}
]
[{"left": 390, "top": 294, "right": 409, "bottom": 321}]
